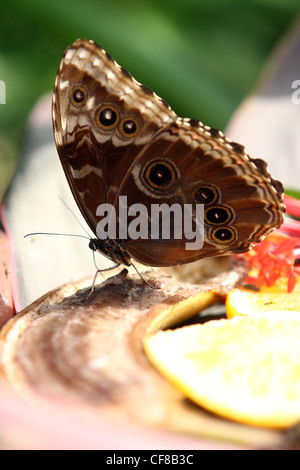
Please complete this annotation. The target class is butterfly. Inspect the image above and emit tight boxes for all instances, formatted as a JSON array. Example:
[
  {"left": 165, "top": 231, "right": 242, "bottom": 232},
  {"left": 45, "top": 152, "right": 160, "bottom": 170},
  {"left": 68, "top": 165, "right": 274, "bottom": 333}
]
[{"left": 52, "top": 38, "right": 285, "bottom": 269}]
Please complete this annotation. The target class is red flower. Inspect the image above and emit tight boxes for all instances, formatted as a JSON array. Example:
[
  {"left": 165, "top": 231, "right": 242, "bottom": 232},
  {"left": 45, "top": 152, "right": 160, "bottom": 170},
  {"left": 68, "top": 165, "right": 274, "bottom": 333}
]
[{"left": 239, "top": 194, "right": 300, "bottom": 292}]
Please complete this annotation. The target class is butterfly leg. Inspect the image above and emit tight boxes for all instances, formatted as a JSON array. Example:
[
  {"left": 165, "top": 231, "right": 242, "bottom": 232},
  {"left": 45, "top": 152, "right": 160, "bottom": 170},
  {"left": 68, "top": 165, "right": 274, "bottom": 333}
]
[
  {"left": 88, "top": 263, "right": 121, "bottom": 295},
  {"left": 130, "top": 262, "right": 159, "bottom": 290}
]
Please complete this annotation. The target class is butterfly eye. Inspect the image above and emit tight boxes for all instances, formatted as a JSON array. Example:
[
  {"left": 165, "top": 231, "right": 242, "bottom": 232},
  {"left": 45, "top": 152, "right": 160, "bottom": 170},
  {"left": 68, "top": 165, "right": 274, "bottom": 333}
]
[
  {"left": 211, "top": 226, "right": 236, "bottom": 244},
  {"left": 119, "top": 117, "right": 139, "bottom": 138},
  {"left": 69, "top": 85, "right": 88, "bottom": 107},
  {"left": 204, "top": 205, "right": 233, "bottom": 225},
  {"left": 194, "top": 184, "right": 219, "bottom": 205},
  {"left": 96, "top": 105, "right": 120, "bottom": 130},
  {"left": 144, "top": 160, "right": 178, "bottom": 190}
]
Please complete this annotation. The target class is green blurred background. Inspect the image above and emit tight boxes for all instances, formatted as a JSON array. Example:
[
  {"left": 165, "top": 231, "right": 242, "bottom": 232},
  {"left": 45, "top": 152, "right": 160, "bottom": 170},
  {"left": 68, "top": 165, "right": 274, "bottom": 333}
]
[{"left": 0, "top": 0, "right": 299, "bottom": 199}]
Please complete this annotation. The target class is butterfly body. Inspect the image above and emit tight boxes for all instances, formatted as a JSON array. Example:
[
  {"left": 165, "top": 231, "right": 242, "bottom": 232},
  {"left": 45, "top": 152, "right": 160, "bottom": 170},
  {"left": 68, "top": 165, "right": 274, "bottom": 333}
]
[
  {"left": 88, "top": 238, "right": 131, "bottom": 266},
  {"left": 52, "top": 39, "right": 285, "bottom": 268}
]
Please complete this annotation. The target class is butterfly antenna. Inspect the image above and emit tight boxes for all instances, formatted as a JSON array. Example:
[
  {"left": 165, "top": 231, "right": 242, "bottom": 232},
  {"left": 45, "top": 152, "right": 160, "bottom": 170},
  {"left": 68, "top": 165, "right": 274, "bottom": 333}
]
[
  {"left": 25, "top": 199, "right": 94, "bottom": 243},
  {"left": 24, "top": 232, "right": 91, "bottom": 241},
  {"left": 58, "top": 197, "right": 92, "bottom": 239}
]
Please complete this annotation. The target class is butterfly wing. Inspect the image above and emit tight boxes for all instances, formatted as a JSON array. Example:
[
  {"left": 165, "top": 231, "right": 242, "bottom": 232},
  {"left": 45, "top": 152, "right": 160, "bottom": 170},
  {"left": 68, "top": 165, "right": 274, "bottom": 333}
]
[
  {"left": 112, "top": 119, "right": 284, "bottom": 266},
  {"left": 53, "top": 39, "right": 285, "bottom": 267},
  {"left": 52, "top": 38, "right": 177, "bottom": 235}
]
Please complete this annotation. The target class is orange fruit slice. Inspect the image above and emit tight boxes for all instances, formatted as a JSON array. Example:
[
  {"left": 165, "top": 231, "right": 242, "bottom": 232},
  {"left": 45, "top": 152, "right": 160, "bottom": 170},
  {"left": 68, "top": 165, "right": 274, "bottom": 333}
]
[
  {"left": 144, "top": 312, "right": 300, "bottom": 428},
  {"left": 257, "top": 276, "right": 300, "bottom": 293},
  {"left": 226, "top": 283, "right": 300, "bottom": 319}
]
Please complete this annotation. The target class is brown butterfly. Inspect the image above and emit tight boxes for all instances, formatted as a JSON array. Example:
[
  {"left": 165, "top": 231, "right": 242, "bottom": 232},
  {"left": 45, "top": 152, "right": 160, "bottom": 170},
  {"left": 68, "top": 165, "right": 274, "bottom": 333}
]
[{"left": 52, "top": 38, "right": 285, "bottom": 269}]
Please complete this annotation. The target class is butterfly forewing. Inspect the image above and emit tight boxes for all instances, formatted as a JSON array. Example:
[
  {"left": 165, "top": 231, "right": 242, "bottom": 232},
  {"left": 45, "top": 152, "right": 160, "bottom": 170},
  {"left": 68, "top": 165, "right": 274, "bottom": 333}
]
[{"left": 53, "top": 39, "right": 176, "bottom": 234}]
